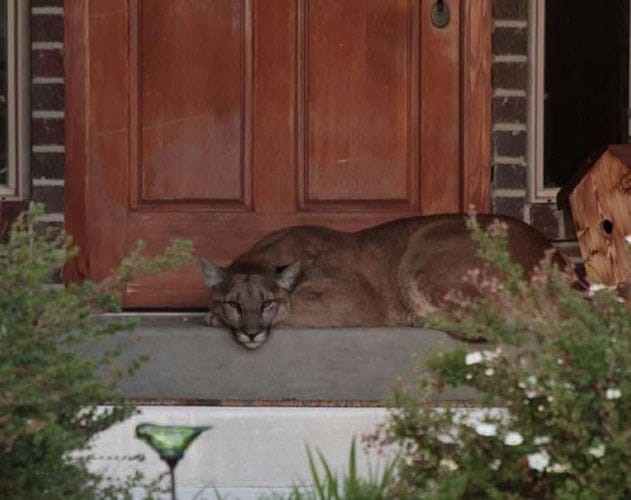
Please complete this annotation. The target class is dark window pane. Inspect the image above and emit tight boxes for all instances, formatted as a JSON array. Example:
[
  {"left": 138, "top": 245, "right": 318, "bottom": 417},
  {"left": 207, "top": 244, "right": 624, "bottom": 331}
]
[
  {"left": 0, "top": 2, "right": 7, "bottom": 186},
  {"left": 544, "top": 0, "right": 629, "bottom": 188}
]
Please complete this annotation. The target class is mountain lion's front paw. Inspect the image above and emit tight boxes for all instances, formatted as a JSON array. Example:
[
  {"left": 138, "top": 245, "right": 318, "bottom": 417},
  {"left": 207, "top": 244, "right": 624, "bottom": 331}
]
[{"left": 203, "top": 311, "right": 220, "bottom": 327}]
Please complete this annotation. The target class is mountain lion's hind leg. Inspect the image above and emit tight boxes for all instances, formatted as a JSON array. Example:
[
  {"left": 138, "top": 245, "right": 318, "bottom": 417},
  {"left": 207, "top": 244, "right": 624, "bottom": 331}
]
[{"left": 397, "top": 220, "right": 487, "bottom": 341}]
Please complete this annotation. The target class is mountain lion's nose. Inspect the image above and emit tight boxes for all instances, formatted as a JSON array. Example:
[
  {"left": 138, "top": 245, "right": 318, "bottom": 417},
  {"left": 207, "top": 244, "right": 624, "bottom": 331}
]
[
  {"left": 243, "top": 326, "right": 261, "bottom": 338},
  {"left": 243, "top": 321, "right": 261, "bottom": 335}
]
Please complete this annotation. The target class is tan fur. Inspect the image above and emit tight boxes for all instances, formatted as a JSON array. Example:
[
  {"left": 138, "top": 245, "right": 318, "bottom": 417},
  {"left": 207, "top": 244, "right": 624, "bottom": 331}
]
[{"left": 200, "top": 214, "right": 564, "bottom": 349}]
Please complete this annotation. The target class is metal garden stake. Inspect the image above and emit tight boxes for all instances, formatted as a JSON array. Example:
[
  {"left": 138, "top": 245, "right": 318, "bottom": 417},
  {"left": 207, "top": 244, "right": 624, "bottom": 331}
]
[{"left": 136, "top": 423, "right": 211, "bottom": 500}]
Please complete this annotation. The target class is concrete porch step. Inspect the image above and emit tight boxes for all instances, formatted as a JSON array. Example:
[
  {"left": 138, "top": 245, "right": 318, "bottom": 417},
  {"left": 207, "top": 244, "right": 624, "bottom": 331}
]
[{"left": 90, "top": 314, "right": 478, "bottom": 404}]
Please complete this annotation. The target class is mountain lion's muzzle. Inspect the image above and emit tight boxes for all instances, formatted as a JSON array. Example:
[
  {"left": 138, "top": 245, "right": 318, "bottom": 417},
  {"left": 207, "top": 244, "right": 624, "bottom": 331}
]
[{"left": 233, "top": 327, "right": 270, "bottom": 350}]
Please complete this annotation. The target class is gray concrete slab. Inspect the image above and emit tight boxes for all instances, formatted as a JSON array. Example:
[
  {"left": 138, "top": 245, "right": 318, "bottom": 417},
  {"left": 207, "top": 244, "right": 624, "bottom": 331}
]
[{"left": 87, "top": 314, "right": 479, "bottom": 403}]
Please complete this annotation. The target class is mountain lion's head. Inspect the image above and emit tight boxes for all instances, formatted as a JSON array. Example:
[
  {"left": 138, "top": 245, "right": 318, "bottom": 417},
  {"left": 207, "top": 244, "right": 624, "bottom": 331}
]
[{"left": 199, "top": 259, "right": 301, "bottom": 350}]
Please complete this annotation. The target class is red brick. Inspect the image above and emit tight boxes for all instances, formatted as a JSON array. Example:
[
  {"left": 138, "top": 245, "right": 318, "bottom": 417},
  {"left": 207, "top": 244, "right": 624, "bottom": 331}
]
[
  {"left": 31, "top": 15, "right": 63, "bottom": 42},
  {"left": 494, "top": 0, "right": 528, "bottom": 20},
  {"left": 32, "top": 118, "right": 65, "bottom": 145},
  {"left": 493, "top": 96, "right": 527, "bottom": 123},
  {"left": 493, "top": 27, "right": 528, "bottom": 55},
  {"left": 494, "top": 131, "right": 527, "bottom": 158},
  {"left": 493, "top": 62, "right": 528, "bottom": 89},
  {"left": 32, "top": 153, "right": 65, "bottom": 179},
  {"left": 493, "top": 196, "right": 525, "bottom": 220},
  {"left": 493, "top": 164, "right": 527, "bottom": 190},
  {"left": 32, "top": 186, "right": 65, "bottom": 213},
  {"left": 32, "top": 49, "right": 64, "bottom": 78},
  {"left": 32, "top": 83, "right": 65, "bottom": 110}
]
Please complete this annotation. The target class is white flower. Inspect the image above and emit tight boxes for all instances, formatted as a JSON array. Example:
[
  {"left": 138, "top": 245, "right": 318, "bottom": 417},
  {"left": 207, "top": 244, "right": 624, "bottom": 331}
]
[
  {"left": 489, "top": 459, "right": 501, "bottom": 470},
  {"left": 525, "top": 389, "right": 537, "bottom": 399},
  {"left": 485, "top": 368, "right": 495, "bottom": 377},
  {"left": 549, "top": 462, "right": 570, "bottom": 473},
  {"left": 482, "top": 349, "right": 502, "bottom": 362},
  {"left": 588, "top": 444, "right": 605, "bottom": 458},
  {"left": 625, "top": 234, "right": 631, "bottom": 244},
  {"left": 466, "top": 351, "right": 483, "bottom": 365},
  {"left": 474, "top": 423, "right": 497, "bottom": 437},
  {"left": 465, "top": 373, "right": 473, "bottom": 380},
  {"left": 439, "top": 458, "right": 459, "bottom": 471},
  {"left": 503, "top": 431, "right": 524, "bottom": 446},
  {"left": 533, "top": 436, "right": 551, "bottom": 445},
  {"left": 527, "top": 375, "right": 538, "bottom": 385},
  {"left": 606, "top": 388, "right": 621, "bottom": 400},
  {"left": 437, "top": 432, "right": 457, "bottom": 444},
  {"left": 527, "top": 450, "right": 550, "bottom": 472}
]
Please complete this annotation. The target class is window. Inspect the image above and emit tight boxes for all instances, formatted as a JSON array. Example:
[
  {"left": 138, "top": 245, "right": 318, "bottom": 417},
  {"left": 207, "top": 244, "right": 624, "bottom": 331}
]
[
  {"left": 530, "top": 0, "right": 630, "bottom": 201},
  {"left": 0, "top": 0, "right": 29, "bottom": 201}
]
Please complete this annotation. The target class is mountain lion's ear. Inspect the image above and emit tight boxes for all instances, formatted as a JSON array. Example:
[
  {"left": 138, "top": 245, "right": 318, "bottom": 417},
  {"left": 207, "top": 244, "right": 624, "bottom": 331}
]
[
  {"left": 276, "top": 261, "right": 301, "bottom": 291},
  {"left": 199, "top": 258, "right": 225, "bottom": 288}
]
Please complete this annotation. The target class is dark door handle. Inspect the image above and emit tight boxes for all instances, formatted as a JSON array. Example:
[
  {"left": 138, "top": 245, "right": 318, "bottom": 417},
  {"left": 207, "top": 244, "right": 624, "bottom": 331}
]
[{"left": 431, "top": 0, "right": 450, "bottom": 28}]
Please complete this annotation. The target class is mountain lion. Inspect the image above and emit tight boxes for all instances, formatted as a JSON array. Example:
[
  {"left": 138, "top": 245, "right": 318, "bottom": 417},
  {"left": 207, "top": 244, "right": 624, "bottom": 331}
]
[{"left": 199, "top": 214, "right": 565, "bottom": 350}]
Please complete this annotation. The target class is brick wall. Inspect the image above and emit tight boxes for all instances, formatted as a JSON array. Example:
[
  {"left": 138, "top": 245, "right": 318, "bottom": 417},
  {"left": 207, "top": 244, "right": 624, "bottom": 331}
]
[
  {"left": 30, "top": 0, "right": 65, "bottom": 231},
  {"left": 492, "top": 0, "right": 579, "bottom": 261}
]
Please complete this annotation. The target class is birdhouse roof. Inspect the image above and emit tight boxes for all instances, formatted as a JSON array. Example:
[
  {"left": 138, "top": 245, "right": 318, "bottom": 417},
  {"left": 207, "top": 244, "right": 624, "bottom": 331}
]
[{"left": 557, "top": 144, "right": 631, "bottom": 209}]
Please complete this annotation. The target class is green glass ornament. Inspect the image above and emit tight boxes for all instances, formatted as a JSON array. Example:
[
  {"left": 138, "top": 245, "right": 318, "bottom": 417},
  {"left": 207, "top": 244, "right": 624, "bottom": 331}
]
[{"left": 136, "top": 423, "right": 211, "bottom": 499}]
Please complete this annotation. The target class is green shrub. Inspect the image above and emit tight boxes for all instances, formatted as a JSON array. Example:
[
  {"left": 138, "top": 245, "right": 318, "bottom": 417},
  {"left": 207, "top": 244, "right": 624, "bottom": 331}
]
[
  {"left": 0, "top": 204, "right": 193, "bottom": 499},
  {"left": 370, "top": 216, "right": 630, "bottom": 499}
]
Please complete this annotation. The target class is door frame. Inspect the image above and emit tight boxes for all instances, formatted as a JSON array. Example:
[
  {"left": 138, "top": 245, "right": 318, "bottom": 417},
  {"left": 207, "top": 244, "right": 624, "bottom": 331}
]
[{"left": 64, "top": 0, "right": 491, "bottom": 282}]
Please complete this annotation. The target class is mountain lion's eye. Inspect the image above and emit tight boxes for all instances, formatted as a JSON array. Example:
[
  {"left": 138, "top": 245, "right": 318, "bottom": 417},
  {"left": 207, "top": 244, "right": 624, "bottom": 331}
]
[
  {"left": 224, "top": 301, "right": 242, "bottom": 314},
  {"left": 260, "top": 300, "right": 276, "bottom": 311}
]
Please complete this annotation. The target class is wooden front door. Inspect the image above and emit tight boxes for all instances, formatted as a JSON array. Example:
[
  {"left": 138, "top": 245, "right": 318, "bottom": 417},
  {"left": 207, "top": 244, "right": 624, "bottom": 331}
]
[{"left": 65, "top": 0, "right": 491, "bottom": 307}]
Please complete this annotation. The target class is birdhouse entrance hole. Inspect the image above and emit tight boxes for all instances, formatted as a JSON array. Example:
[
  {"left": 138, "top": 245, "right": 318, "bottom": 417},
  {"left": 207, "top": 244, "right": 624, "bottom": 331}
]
[{"left": 602, "top": 219, "right": 614, "bottom": 235}]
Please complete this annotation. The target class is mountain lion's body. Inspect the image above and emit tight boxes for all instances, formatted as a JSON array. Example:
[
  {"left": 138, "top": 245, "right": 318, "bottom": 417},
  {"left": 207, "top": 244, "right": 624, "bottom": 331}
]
[{"left": 200, "top": 214, "right": 563, "bottom": 349}]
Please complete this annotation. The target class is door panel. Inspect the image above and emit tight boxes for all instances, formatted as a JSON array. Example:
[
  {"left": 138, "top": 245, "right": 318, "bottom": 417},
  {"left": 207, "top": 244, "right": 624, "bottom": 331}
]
[
  {"left": 303, "top": 0, "right": 416, "bottom": 207},
  {"left": 137, "top": 0, "right": 249, "bottom": 205},
  {"left": 65, "top": 0, "right": 492, "bottom": 307}
]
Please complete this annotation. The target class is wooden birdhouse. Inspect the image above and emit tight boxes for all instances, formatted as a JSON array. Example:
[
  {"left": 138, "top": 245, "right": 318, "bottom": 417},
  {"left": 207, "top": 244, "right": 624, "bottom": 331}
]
[{"left": 558, "top": 145, "right": 631, "bottom": 286}]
